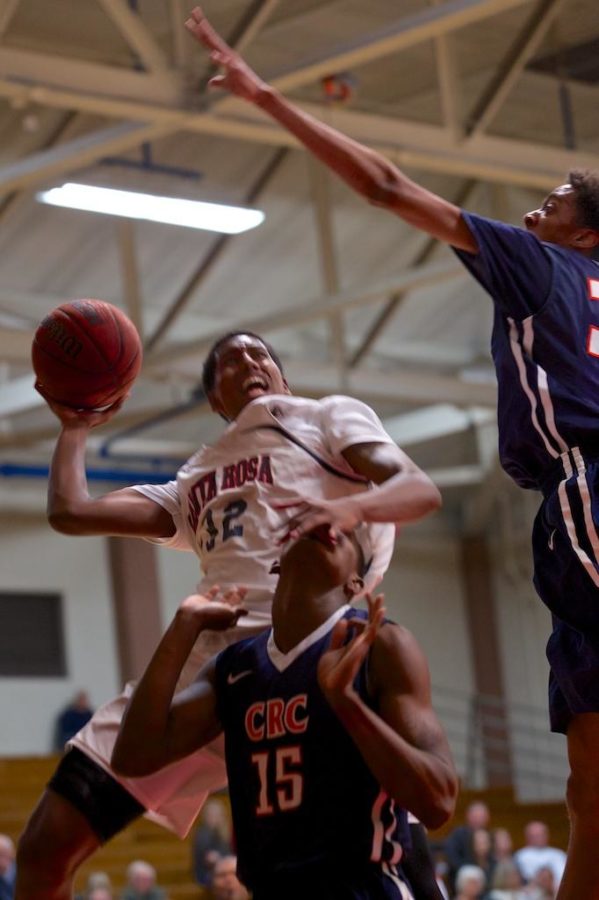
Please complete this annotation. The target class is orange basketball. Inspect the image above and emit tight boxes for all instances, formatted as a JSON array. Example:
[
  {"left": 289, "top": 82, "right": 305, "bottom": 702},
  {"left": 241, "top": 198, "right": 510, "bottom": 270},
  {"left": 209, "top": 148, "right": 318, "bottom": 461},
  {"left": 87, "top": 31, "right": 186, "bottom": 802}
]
[{"left": 32, "top": 299, "right": 142, "bottom": 409}]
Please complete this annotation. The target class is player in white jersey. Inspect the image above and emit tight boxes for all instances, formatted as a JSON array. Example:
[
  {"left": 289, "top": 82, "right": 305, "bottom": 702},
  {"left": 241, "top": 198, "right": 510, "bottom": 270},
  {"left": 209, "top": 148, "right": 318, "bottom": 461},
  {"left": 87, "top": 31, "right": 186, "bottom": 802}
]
[{"left": 17, "top": 332, "right": 441, "bottom": 900}]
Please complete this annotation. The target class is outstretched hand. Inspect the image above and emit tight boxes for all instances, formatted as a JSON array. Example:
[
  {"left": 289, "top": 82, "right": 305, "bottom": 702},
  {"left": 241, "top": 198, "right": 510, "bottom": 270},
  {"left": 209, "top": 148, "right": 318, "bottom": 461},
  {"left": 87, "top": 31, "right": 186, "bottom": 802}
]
[
  {"left": 179, "top": 585, "right": 248, "bottom": 631},
  {"left": 318, "top": 593, "right": 385, "bottom": 702},
  {"left": 185, "top": 6, "right": 267, "bottom": 102},
  {"left": 276, "top": 495, "right": 361, "bottom": 546},
  {"left": 35, "top": 382, "right": 128, "bottom": 429}
]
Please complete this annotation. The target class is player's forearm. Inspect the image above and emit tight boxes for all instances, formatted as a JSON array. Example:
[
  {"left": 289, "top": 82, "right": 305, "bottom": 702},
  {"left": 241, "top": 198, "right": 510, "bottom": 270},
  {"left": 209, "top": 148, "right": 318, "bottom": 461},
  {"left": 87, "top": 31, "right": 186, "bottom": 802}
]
[
  {"left": 255, "top": 86, "right": 409, "bottom": 208},
  {"left": 112, "top": 611, "right": 203, "bottom": 776},
  {"left": 47, "top": 423, "right": 93, "bottom": 530},
  {"left": 326, "top": 691, "right": 456, "bottom": 829},
  {"left": 351, "top": 470, "right": 442, "bottom": 526}
]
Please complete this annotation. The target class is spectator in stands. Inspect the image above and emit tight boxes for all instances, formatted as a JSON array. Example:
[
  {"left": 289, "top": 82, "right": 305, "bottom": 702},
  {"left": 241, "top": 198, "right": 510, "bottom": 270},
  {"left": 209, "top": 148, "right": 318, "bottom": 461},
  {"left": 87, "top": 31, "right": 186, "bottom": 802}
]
[
  {"left": 208, "top": 856, "right": 248, "bottom": 900},
  {"left": 0, "top": 835, "right": 15, "bottom": 900},
  {"left": 444, "top": 801, "right": 491, "bottom": 892},
  {"left": 526, "top": 865, "right": 557, "bottom": 900},
  {"left": 120, "top": 861, "right": 166, "bottom": 900},
  {"left": 87, "top": 890, "right": 113, "bottom": 900},
  {"left": 513, "top": 822, "right": 565, "bottom": 888},
  {"left": 487, "top": 860, "right": 527, "bottom": 899},
  {"left": 78, "top": 871, "right": 113, "bottom": 900},
  {"left": 492, "top": 828, "right": 515, "bottom": 865},
  {"left": 471, "top": 827, "right": 495, "bottom": 883},
  {"left": 53, "top": 690, "right": 94, "bottom": 751},
  {"left": 453, "top": 864, "right": 486, "bottom": 900},
  {"left": 192, "top": 798, "right": 233, "bottom": 887}
]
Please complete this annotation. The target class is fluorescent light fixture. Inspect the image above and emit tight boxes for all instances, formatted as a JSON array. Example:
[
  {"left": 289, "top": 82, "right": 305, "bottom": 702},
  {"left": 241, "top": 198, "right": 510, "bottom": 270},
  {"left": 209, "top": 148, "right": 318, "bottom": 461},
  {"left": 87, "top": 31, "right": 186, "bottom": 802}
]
[{"left": 36, "top": 182, "right": 265, "bottom": 234}]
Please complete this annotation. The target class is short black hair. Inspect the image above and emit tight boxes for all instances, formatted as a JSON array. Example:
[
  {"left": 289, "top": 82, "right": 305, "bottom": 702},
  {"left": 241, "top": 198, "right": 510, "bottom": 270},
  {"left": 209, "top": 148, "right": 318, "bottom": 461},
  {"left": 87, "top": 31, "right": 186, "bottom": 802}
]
[
  {"left": 568, "top": 169, "right": 599, "bottom": 232},
  {"left": 201, "top": 331, "right": 285, "bottom": 396}
]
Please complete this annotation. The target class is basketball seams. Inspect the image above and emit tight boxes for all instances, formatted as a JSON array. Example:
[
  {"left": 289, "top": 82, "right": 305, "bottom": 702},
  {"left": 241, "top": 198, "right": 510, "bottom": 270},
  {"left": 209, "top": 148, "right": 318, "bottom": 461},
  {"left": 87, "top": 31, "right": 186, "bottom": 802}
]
[{"left": 32, "top": 299, "right": 142, "bottom": 409}]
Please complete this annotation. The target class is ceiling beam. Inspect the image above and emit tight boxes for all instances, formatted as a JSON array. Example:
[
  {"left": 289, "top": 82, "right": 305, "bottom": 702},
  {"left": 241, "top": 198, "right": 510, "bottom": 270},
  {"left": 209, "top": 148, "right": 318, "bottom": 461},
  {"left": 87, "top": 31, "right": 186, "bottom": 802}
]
[
  {"left": 0, "top": 46, "right": 181, "bottom": 105},
  {"left": 216, "top": 0, "right": 535, "bottom": 104},
  {"left": 0, "top": 120, "right": 174, "bottom": 192},
  {"left": 94, "top": 0, "right": 170, "bottom": 73},
  {"left": 228, "top": 0, "right": 282, "bottom": 55},
  {"left": 147, "top": 259, "right": 467, "bottom": 369},
  {"left": 466, "top": 0, "right": 567, "bottom": 137}
]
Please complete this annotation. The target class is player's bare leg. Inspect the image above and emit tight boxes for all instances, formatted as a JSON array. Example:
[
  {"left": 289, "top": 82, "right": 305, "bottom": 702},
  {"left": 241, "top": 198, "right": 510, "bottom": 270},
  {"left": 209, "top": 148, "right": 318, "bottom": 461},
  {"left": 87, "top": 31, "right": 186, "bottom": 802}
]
[
  {"left": 557, "top": 712, "right": 599, "bottom": 900},
  {"left": 16, "top": 790, "right": 101, "bottom": 900}
]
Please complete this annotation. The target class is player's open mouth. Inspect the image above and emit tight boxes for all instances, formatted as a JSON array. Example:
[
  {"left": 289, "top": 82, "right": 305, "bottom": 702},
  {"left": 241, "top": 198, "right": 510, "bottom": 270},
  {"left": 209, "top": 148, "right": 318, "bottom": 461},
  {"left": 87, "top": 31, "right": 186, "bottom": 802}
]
[{"left": 242, "top": 376, "right": 268, "bottom": 393}]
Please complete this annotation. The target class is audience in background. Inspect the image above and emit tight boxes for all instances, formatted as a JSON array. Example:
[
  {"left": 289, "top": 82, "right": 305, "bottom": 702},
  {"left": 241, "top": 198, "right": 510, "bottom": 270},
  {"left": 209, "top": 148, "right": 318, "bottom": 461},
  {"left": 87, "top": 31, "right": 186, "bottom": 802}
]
[
  {"left": 207, "top": 856, "right": 248, "bottom": 900},
  {"left": 192, "top": 798, "right": 233, "bottom": 887},
  {"left": 471, "top": 827, "right": 495, "bottom": 884},
  {"left": 444, "top": 801, "right": 491, "bottom": 893},
  {"left": 53, "top": 690, "right": 94, "bottom": 752},
  {"left": 78, "top": 871, "right": 113, "bottom": 900},
  {"left": 486, "top": 859, "right": 528, "bottom": 899},
  {"left": 492, "top": 828, "right": 515, "bottom": 865},
  {"left": 0, "top": 835, "right": 15, "bottom": 900},
  {"left": 513, "top": 822, "right": 566, "bottom": 888},
  {"left": 526, "top": 865, "right": 558, "bottom": 900},
  {"left": 120, "top": 861, "right": 166, "bottom": 900},
  {"left": 453, "top": 864, "right": 486, "bottom": 899}
]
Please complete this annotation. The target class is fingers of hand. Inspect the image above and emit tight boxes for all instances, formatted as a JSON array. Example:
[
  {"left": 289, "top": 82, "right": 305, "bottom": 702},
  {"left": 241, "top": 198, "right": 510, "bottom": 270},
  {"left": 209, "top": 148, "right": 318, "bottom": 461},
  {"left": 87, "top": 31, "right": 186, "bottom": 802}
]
[{"left": 328, "top": 619, "right": 349, "bottom": 651}]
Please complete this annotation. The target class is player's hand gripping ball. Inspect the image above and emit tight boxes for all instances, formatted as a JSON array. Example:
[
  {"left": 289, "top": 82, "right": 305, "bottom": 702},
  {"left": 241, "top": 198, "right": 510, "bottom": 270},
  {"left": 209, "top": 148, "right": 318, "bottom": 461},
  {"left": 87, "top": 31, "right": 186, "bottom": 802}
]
[{"left": 32, "top": 299, "right": 142, "bottom": 410}]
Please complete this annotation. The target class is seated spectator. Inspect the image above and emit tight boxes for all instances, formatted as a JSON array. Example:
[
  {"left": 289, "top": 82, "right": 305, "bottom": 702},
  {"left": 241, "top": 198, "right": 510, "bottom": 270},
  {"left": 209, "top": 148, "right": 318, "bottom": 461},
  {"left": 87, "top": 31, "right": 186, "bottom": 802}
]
[
  {"left": 471, "top": 827, "right": 495, "bottom": 882},
  {"left": 444, "top": 801, "right": 491, "bottom": 893},
  {"left": 120, "top": 861, "right": 166, "bottom": 900},
  {"left": 454, "top": 864, "right": 486, "bottom": 900},
  {"left": 192, "top": 798, "right": 232, "bottom": 887},
  {"left": 526, "top": 865, "right": 557, "bottom": 900},
  {"left": 76, "top": 871, "right": 113, "bottom": 900},
  {"left": 513, "top": 822, "right": 566, "bottom": 887},
  {"left": 53, "top": 690, "right": 94, "bottom": 751},
  {"left": 493, "top": 828, "right": 515, "bottom": 864},
  {"left": 208, "top": 856, "right": 248, "bottom": 900},
  {"left": 89, "top": 873, "right": 113, "bottom": 900},
  {"left": 0, "top": 835, "right": 15, "bottom": 900},
  {"left": 88, "top": 890, "right": 113, "bottom": 900},
  {"left": 487, "top": 860, "right": 528, "bottom": 899}
]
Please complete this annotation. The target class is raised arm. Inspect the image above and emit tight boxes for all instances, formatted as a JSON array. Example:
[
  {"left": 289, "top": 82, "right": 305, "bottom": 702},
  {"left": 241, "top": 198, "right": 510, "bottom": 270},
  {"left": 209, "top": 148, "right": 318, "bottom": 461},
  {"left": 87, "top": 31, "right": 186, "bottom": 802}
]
[
  {"left": 112, "top": 590, "right": 247, "bottom": 777},
  {"left": 41, "top": 391, "right": 175, "bottom": 538},
  {"left": 279, "top": 441, "right": 441, "bottom": 543},
  {"left": 185, "top": 7, "right": 477, "bottom": 253},
  {"left": 318, "top": 595, "right": 457, "bottom": 830}
]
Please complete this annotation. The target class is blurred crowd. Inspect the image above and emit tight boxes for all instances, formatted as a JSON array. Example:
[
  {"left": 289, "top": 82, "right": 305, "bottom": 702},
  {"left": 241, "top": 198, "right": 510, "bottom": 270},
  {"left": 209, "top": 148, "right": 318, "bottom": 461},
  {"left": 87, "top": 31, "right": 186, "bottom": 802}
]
[{"left": 0, "top": 796, "right": 566, "bottom": 900}]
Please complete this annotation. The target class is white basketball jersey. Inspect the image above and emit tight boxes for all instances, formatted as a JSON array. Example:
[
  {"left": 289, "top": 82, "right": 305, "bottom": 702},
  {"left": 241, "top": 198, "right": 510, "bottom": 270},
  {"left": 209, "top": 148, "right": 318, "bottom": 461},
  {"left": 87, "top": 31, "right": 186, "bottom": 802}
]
[{"left": 134, "top": 394, "right": 396, "bottom": 626}]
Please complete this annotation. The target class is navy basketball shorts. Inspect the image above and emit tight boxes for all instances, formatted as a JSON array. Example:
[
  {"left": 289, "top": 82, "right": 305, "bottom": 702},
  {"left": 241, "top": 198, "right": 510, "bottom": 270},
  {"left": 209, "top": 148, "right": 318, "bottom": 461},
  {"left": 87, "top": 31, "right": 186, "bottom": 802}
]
[
  {"left": 251, "top": 864, "right": 414, "bottom": 899},
  {"left": 532, "top": 459, "right": 599, "bottom": 734}
]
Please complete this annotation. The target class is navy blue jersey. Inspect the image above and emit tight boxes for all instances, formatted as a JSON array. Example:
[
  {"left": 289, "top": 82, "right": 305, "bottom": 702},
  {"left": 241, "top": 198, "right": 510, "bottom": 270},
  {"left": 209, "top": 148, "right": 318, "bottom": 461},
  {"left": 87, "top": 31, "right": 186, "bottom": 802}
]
[
  {"left": 214, "top": 606, "right": 411, "bottom": 896},
  {"left": 454, "top": 213, "right": 599, "bottom": 490}
]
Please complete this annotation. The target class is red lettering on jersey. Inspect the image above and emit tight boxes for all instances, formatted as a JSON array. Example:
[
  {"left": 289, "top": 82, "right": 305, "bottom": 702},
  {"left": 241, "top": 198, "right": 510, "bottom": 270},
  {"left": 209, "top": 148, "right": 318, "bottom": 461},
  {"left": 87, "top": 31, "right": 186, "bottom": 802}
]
[
  {"left": 266, "top": 699, "right": 286, "bottom": 739},
  {"left": 284, "top": 695, "right": 309, "bottom": 734},
  {"left": 235, "top": 458, "right": 248, "bottom": 487},
  {"left": 588, "top": 278, "right": 599, "bottom": 301},
  {"left": 258, "top": 456, "right": 273, "bottom": 484},
  {"left": 221, "top": 464, "right": 236, "bottom": 490},
  {"left": 246, "top": 457, "right": 258, "bottom": 481},
  {"left": 187, "top": 471, "right": 217, "bottom": 531},
  {"left": 245, "top": 703, "right": 265, "bottom": 741}
]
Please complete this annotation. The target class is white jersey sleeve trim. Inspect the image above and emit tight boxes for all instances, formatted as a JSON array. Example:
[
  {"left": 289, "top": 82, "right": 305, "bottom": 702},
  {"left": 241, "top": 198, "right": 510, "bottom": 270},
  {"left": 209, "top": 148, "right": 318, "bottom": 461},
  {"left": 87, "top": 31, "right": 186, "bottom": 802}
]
[
  {"left": 320, "top": 395, "right": 397, "bottom": 455},
  {"left": 130, "top": 482, "right": 192, "bottom": 552}
]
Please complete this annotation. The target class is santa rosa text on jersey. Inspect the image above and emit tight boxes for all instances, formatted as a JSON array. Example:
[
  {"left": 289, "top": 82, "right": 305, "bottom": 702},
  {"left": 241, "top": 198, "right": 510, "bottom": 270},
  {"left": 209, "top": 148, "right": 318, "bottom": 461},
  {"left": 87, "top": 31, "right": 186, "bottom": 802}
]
[{"left": 187, "top": 454, "right": 274, "bottom": 533}]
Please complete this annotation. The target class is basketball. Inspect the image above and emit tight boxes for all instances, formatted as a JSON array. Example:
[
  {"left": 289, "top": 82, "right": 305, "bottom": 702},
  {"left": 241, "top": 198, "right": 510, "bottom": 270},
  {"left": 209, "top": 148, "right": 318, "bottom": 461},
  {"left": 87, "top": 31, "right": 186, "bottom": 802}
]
[{"left": 31, "top": 299, "right": 142, "bottom": 409}]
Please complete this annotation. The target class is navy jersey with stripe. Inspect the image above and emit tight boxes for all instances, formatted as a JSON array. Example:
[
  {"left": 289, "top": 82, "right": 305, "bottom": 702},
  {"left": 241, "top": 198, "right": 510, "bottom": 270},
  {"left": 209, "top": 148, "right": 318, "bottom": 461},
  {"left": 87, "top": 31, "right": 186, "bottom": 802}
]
[
  {"left": 213, "top": 606, "right": 411, "bottom": 896},
  {"left": 454, "top": 213, "right": 599, "bottom": 490}
]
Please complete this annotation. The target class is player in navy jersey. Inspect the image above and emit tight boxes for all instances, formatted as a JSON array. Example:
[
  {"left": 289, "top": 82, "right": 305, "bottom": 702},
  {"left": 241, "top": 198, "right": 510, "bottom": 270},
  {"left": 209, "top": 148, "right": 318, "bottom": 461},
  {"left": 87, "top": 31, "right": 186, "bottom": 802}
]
[
  {"left": 185, "top": 10, "right": 599, "bottom": 898},
  {"left": 112, "top": 522, "right": 458, "bottom": 900}
]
